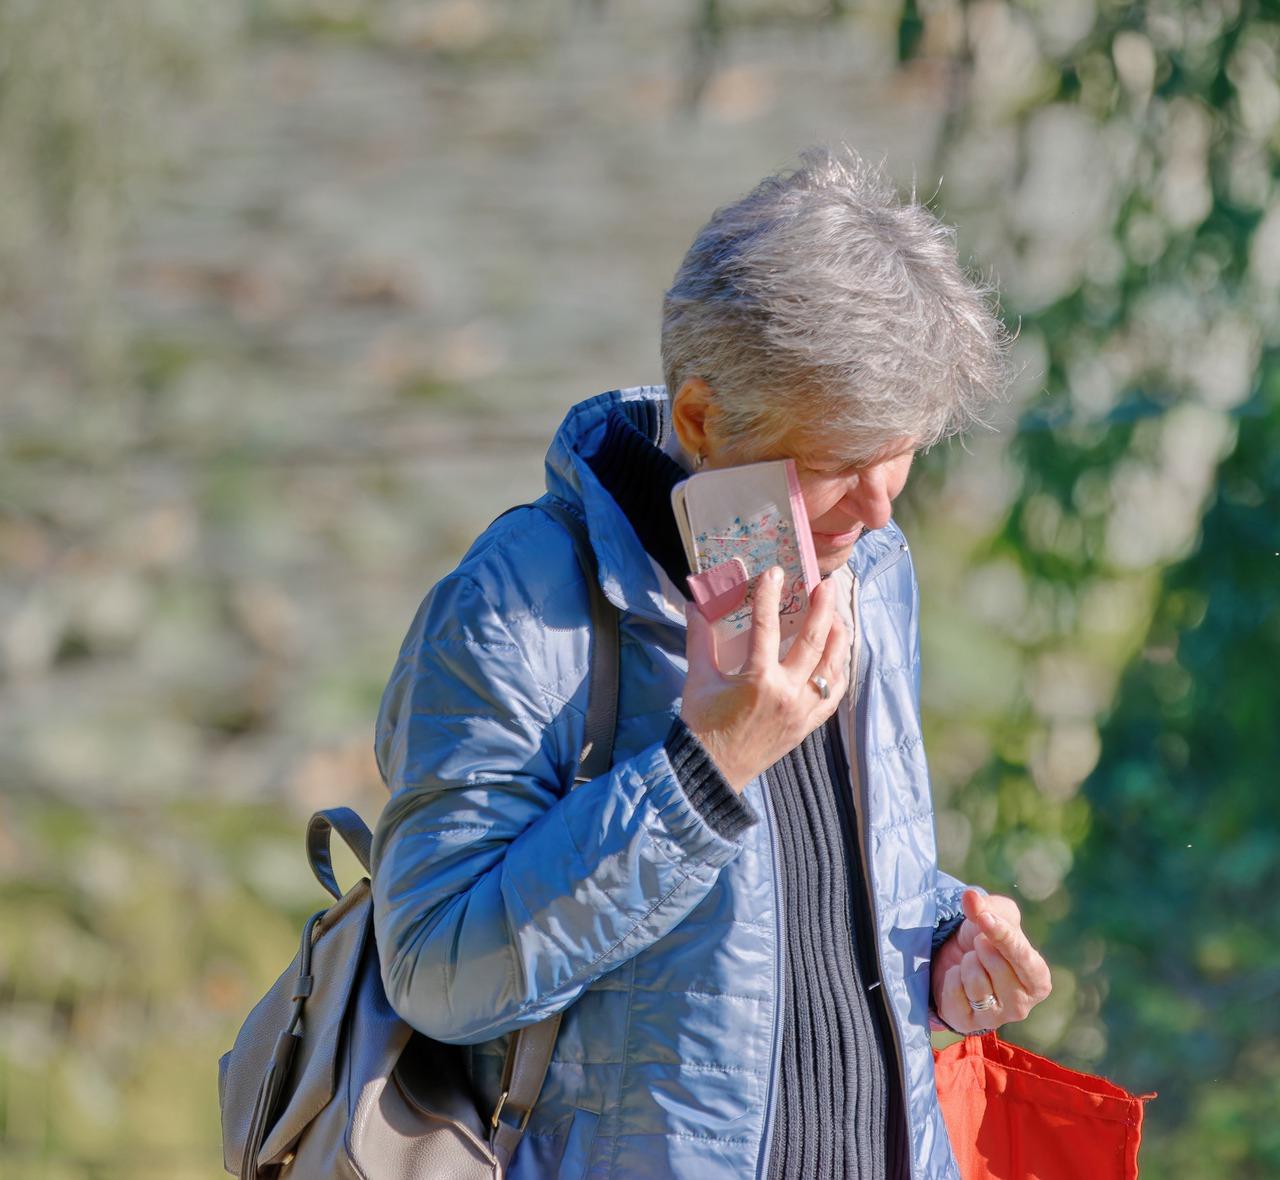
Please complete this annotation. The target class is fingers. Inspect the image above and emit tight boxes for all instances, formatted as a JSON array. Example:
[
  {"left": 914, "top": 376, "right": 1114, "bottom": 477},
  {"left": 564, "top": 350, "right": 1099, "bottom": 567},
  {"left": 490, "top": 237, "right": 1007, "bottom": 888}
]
[
  {"left": 800, "top": 609, "right": 848, "bottom": 714},
  {"left": 967, "top": 897, "right": 1053, "bottom": 1020},
  {"left": 680, "top": 567, "right": 855, "bottom": 789},
  {"left": 746, "top": 572, "right": 845, "bottom": 696},
  {"left": 744, "top": 567, "right": 784, "bottom": 673},
  {"left": 960, "top": 948, "right": 997, "bottom": 1013},
  {"left": 938, "top": 965, "right": 968, "bottom": 1029},
  {"left": 972, "top": 934, "right": 1023, "bottom": 1016},
  {"left": 814, "top": 609, "right": 849, "bottom": 690},
  {"left": 780, "top": 575, "right": 836, "bottom": 675},
  {"left": 684, "top": 601, "right": 721, "bottom": 679},
  {"left": 936, "top": 893, "right": 1053, "bottom": 1032},
  {"left": 960, "top": 892, "right": 1030, "bottom": 967},
  {"left": 939, "top": 950, "right": 1002, "bottom": 1033},
  {"left": 978, "top": 912, "right": 1053, "bottom": 999}
]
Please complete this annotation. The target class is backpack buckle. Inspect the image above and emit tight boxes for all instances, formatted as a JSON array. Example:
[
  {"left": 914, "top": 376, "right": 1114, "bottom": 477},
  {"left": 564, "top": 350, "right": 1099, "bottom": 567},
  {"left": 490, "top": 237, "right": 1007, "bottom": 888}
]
[{"left": 490, "top": 1089, "right": 532, "bottom": 1133}]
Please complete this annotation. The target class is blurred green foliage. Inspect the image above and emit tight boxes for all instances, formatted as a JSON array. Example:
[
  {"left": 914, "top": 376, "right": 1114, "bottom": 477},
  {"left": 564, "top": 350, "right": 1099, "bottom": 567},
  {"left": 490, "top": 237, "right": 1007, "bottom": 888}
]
[
  {"left": 1057, "top": 368, "right": 1280, "bottom": 1176},
  {"left": 1, "top": 0, "right": 1277, "bottom": 1176},
  {"left": 887, "top": 2, "right": 1279, "bottom": 1175}
]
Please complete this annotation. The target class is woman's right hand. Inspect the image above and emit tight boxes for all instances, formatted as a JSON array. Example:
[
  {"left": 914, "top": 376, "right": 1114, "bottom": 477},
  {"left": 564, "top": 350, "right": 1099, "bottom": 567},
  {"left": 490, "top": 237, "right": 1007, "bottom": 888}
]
[{"left": 680, "top": 567, "right": 849, "bottom": 793}]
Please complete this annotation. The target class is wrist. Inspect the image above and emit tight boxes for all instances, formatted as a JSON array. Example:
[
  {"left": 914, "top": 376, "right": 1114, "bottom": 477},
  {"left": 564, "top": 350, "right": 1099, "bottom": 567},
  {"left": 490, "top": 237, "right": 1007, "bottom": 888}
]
[
  {"left": 678, "top": 718, "right": 750, "bottom": 793},
  {"left": 691, "top": 734, "right": 750, "bottom": 794},
  {"left": 664, "top": 719, "right": 758, "bottom": 836}
]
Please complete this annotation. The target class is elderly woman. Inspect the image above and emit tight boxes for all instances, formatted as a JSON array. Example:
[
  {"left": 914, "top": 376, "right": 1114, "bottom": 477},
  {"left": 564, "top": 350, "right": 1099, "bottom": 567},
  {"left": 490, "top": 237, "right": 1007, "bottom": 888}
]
[{"left": 371, "top": 147, "right": 1052, "bottom": 1180}]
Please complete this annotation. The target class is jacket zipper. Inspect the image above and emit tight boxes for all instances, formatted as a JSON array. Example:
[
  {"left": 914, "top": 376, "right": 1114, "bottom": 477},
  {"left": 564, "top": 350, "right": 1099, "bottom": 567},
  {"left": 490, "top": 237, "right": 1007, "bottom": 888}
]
[
  {"left": 848, "top": 550, "right": 919, "bottom": 1180},
  {"left": 755, "top": 779, "right": 785, "bottom": 1179}
]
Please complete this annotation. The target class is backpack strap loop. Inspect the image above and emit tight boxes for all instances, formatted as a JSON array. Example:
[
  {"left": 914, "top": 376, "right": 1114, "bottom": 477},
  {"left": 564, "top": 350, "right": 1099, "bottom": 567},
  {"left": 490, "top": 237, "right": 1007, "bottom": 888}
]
[{"left": 306, "top": 807, "right": 374, "bottom": 901}]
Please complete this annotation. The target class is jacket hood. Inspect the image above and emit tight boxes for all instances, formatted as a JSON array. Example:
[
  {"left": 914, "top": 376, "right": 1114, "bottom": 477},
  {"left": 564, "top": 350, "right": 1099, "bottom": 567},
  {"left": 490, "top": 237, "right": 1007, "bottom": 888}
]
[{"left": 544, "top": 386, "right": 911, "bottom": 621}]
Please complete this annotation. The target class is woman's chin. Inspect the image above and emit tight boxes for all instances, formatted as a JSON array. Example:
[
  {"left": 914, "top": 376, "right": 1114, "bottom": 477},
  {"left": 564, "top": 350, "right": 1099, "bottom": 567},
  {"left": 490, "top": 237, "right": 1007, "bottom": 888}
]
[
  {"left": 812, "top": 527, "right": 864, "bottom": 573},
  {"left": 815, "top": 544, "right": 858, "bottom": 575}
]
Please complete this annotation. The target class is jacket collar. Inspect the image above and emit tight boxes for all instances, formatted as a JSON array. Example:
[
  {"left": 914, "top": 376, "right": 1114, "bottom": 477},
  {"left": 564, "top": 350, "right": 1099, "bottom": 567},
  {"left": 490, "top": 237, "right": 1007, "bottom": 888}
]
[{"left": 543, "top": 387, "right": 676, "bottom": 623}]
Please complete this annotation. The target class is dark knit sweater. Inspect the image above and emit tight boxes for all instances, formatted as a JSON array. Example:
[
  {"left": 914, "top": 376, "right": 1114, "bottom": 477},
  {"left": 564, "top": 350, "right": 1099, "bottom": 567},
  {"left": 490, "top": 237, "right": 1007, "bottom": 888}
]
[
  {"left": 584, "top": 401, "right": 908, "bottom": 1179},
  {"left": 764, "top": 723, "right": 910, "bottom": 1180}
]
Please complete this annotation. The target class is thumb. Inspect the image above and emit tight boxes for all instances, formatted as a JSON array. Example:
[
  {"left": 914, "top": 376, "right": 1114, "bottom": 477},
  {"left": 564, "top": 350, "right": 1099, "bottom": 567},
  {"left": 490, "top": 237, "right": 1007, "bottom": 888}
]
[{"left": 961, "top": 888, "right": 988, "bottom": 923}]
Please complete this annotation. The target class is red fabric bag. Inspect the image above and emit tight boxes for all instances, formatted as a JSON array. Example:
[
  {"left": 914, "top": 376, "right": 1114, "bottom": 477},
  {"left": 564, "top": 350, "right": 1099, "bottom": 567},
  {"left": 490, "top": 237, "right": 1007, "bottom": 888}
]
[{"left": 934, "top": 1032, "right": 1154, "bottom": 1180}]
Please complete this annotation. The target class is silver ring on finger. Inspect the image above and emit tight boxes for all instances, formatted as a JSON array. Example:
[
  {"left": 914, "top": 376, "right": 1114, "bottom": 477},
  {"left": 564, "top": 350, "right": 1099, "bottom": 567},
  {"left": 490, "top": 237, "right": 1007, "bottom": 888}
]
[
  {"left": 810, "top": 675, "right": 831, "bottom": 701},
  {"left": 969, "top": 994, "right": 998, "bottom": 1013}
]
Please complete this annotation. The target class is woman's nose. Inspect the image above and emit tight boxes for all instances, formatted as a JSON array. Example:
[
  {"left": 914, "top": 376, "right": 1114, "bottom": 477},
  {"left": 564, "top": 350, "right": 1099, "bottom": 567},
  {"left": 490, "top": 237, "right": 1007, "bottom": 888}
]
[{"left": 844, "top": 468, "right": 894, "bottom": 529}]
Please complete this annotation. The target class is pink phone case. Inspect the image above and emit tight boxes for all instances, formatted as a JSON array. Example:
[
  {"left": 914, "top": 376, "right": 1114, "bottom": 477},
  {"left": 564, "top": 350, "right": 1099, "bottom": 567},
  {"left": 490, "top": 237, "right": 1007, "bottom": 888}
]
[{"left": 673, "top": 459, "right": 820, "bottom": 673}]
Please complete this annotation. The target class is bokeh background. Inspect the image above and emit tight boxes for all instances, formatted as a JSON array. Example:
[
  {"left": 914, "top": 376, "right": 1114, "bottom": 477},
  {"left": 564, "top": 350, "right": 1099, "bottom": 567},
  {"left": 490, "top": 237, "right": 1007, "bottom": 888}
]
[{"left": 2, "top": 1, "right": 1277, "bottom": 1176}]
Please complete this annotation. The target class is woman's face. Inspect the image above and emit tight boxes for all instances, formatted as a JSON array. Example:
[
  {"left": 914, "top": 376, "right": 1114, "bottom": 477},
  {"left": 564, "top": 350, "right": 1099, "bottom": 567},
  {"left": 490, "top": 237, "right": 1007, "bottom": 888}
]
[
  {"left": 673, "top": 379, "right": 916, "bottom": 576},
  {"left": 710, "top": 428, "right": 916, "bottom": 576},
  {"left": 789, "top": 444, "right": 915, "bottom": 574}
]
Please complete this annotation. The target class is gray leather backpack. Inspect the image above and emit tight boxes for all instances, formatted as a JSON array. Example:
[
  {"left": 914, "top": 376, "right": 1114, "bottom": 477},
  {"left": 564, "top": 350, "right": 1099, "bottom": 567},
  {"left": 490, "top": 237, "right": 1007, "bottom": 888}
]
[{"left": 218, "top": 500, "right": 618, "bottom": 1178}]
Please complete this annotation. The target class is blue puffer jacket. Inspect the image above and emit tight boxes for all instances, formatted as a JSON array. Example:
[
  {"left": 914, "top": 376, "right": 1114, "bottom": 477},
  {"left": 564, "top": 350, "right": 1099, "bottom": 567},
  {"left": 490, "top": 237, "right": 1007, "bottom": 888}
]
[{"left": 372, "top": 387, "right": 967, "bottom": 1179}]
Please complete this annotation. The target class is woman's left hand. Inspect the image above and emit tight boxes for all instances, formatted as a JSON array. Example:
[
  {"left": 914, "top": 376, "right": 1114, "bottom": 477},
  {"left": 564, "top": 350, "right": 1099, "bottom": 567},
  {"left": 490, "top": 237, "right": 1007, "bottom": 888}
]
[{"left": 931, "top": 889, "right": 1052, "bottom": 1034}]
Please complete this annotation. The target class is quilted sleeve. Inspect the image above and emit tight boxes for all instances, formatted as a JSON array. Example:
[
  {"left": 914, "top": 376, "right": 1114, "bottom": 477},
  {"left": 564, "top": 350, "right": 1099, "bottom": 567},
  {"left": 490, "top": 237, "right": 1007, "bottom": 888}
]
[{"left": 370, "top": 570, "right": 749, "bottom": 1045}]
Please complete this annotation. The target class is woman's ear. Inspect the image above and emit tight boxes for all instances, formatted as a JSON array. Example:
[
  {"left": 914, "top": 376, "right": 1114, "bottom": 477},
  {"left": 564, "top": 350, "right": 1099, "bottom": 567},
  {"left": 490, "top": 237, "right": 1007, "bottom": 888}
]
[{"left": 671, "top": 377, "right": 716, "bottom": 460}]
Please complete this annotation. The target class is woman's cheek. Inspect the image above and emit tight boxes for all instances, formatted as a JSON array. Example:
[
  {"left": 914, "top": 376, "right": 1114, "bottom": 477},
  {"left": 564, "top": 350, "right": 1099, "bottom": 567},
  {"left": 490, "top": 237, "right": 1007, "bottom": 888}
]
[{"left": 800, "top": 480, "right": 843, "bottom": 523}]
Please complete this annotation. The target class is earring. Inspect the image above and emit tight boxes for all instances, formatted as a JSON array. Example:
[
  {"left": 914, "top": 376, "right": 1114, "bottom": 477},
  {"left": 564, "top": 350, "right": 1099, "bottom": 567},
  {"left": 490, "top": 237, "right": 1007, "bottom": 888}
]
[{"left": 694, "top": 450, "right": 706, "bottom": 470}]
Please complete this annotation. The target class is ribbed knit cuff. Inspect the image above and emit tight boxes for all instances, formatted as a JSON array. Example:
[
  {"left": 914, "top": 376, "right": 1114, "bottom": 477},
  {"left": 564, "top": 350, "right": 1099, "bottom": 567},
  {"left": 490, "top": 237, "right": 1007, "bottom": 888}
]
[
  {"left": 931, "top": 911, "right": 967, "bottom": 954},
  {"left": 663, "top": 717, "right": 758, "bottom": 841}
]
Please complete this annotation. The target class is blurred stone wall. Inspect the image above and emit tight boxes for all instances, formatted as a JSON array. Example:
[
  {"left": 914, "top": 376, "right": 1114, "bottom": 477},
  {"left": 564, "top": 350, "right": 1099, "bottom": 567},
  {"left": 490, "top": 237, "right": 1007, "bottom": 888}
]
[{"left": 0, "top": 5, "right": 954, "bottom": 1174}]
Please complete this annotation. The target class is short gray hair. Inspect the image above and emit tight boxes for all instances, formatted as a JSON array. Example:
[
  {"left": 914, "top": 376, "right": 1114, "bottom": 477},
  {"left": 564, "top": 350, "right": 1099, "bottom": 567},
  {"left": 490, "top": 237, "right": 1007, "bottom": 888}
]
[{"left": 661, "top": 146, "right": 1012, "bottom": 464}]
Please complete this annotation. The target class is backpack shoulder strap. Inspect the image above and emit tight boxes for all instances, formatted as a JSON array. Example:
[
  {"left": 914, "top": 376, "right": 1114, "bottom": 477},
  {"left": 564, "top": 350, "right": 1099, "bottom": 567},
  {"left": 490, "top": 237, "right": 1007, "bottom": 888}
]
[{"left": 489, "top": 497, "right": 620, "bottom": 1167}]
